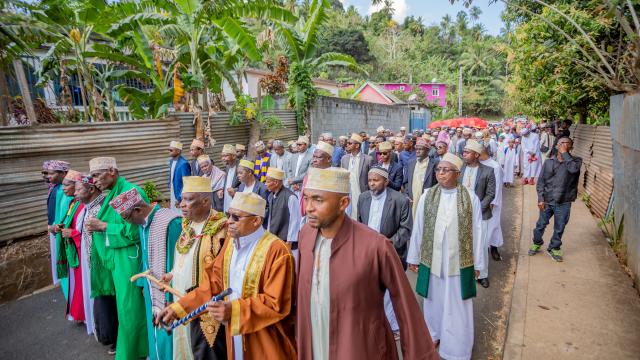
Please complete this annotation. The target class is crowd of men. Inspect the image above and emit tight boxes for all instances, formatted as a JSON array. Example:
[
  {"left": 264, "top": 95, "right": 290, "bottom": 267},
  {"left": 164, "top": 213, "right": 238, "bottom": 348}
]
[{"left": 40, "top": 117, "right": 581, "bottom": 360}]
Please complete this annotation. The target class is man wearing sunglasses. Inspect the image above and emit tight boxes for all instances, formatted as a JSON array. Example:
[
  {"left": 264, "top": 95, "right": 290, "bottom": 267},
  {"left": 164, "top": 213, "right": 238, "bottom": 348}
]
[
  {"left": 376, "top": 141, "right": 403, "bottom": 191},
  {"left": 408, "top": 153, "right": 483, "bottom": 360},
  {"left": 158, "top": 191, "right": 296, "bottom": 359}
]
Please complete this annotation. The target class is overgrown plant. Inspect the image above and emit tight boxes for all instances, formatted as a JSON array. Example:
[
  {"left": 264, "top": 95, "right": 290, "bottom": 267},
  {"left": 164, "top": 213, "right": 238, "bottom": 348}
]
[
  {"left": 598, "top": 211, "right": 625, "bottom": 261},
  {"left": 143, "top": 180, "right": 163, "bottom": 202}
]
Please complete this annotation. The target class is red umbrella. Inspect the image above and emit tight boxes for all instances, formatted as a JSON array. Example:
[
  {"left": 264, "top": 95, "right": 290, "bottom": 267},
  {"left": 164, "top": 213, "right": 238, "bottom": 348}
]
[{"left": 459, "top": 117, "right": 488, "bottom": 128}]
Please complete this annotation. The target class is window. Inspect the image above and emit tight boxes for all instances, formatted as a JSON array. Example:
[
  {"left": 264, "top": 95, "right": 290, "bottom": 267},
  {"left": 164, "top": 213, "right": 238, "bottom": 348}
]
[{"left": 432, "top": 88, "right": 440, "bottom": 97}]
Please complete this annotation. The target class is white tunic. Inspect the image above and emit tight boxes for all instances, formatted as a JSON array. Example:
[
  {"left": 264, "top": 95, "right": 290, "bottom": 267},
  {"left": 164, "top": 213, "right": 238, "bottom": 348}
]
[
  {"left": 227, "top": 227, "right": 265, "bottom": 360},
  {"left": 481, "top": 158, "right": 504, "bottom": 249},
  {"left": 521, "top": 133, "right": 542, "bottom": 178},
  {"left": 496, "top": 141, "right": 507, "bottom": 166},
  {"left": 172, "top": 220, "right": 205, "bottom": 360},
  {"left": 348, "top": 154, "right": 362, "bottom": 220},
  {"left": 224, "top": 165, "right": 237, "bottom": 213},
  {"left": 503, "top": 147, "right": 519, "bottom": 184},
  {"left": 311, "top": 234, "right": 332, "bottom": 360},
  {"left": 407, "top": 186, "right": 483, "bottom": 360}
]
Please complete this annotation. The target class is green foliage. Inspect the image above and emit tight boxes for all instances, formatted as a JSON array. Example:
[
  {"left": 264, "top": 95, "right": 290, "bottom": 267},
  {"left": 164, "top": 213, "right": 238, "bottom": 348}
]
[
  {"left": 143, "top": 181, "right": 163, "bottom": 201},
  {"left": 288, "top": 63, "right": 317, "bottom": 132},
  {"left": 504, "top": 1, "right": 613, "bottom": 123},
  {"left": 598, "top": 211, "right": 625, "bottom": 262},
  {"left": 318, "top": 28, "right": 373, "bottom": 63},
  {"left": 229, "top": 94, "right": 283, "bottom": 130}
]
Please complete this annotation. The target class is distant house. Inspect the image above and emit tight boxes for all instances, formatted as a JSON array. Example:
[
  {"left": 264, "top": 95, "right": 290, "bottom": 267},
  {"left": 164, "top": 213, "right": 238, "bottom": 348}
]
[
  {"left": 222, "top": 68, "right": 340, "bottom": 102},
  {"left": 344, "top": 81, "right": 447, "bottom": 107},
  {"left": 349, "top": 81, "right": 405, "bottom": 105}
]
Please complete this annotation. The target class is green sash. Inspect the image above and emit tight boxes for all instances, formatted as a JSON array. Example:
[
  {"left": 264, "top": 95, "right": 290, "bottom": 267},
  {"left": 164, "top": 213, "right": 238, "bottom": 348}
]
[
  {"left": 55, "top": 200, "right": 81, "bottom": 279},
  {"left": 416, "top": 184, "right": 476, "bottom": 300}
]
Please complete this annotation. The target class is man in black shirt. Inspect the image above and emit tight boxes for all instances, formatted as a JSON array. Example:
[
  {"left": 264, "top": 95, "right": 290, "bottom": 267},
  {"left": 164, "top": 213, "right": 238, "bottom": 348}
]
[{"left": 528, "top": 137, "right": 582, "bottom": 262}]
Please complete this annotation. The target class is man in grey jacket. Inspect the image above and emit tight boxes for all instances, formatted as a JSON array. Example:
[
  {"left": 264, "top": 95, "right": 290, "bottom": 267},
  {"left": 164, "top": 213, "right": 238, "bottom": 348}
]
[
  {"left": 341, "top": 133, "right": 374, "bottom": 220},
  {"left": 286, "top": 135, "right": 312, "bottom": 191},
  {"left": 460, "top": 140, "right": 496, "bottom": 288}
]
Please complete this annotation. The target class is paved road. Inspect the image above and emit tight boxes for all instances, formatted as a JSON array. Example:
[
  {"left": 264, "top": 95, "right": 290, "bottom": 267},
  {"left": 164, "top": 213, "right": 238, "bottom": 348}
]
[
  {"left": 0, "top": 185, "right": 522, "bottom": 359},
  {"left": 0, "top": 287, "right": 111, "bottom": 360}
]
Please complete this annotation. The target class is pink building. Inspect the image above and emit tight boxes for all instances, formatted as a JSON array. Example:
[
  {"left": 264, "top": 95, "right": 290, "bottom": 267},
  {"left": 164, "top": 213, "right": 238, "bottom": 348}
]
[
  {"left": 346, "top": 81, "right": 447, "bottom": 107},
  {"left": 380, "top": 83, "right": 447, "bottom": 107}
]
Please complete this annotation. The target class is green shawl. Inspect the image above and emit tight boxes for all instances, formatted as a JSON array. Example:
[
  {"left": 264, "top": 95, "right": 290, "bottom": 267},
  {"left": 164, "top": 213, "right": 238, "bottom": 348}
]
[
  {"left": 416, "top": 184, "right": 477, "bottom": 300},
  {"left": 90, "top": 176, "right": 149, "bottom": 297},
  {"left": 55, "top": 199, "right": 81, "bottom": 279}
]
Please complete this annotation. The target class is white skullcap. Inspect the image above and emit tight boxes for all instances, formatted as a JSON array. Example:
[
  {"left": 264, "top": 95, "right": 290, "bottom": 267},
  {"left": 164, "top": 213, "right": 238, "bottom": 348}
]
[
  {"left": 315, "top": 141, "right": 334, "bottom": 155},
  {"left": 464, "top": 140, "right": 484, "bottom": 154},
  {"left": 305, "top": 167, "right": 350, "bottom": 194}
]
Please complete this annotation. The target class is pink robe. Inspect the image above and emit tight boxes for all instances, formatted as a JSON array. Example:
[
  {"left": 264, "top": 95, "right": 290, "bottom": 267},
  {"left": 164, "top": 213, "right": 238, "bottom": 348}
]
[{"left": 67, "top": 202, "right": 85, "bottom": 321}]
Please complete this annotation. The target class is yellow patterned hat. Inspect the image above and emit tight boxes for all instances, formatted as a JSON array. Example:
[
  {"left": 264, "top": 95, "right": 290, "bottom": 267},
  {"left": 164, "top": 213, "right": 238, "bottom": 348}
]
[
  {"left": 266, "top": 167, "right": 285, "bottom": 181},
  {"left": 441, "top": 153, "right": 463, "bottom": 171},
  {"left": 230, "top": 192, "right": 266, "bottom": 217},
  {"left": 378, "top": 141, "right": 392, "bottom": 152},
  {"left": 169, "top": 141, "right": 183, "bottom": 150},
  {"left": 305, "top": 167, "right": 350, "bottom": 194},
  {"left": 350, "top": 133, "right": 363, "bottom": 144},
  {"left": 183, "top": 176, "right": 211, "bottom": 193},
  {"left": 235, "top": 144, "right": 246, "bottom": 151},
  {"left": 64, "top": 169, "right": 83, "bottom": 182},
  {"left": 239, "top": 159, "right": 254, "bottom": 170},
  {"left": 464, "top": 140, "right": 484, "bottom": 154},
  {"left": 89, "top": 157, "right": 117, "bottom": 172},
  {"left": 315, "top": 141, "right": 334, "bottom": 155},
  {"left": 222, "top": 144, "right": 235, "bottom": 155},
  {"left": 197, "top": 154, "right": 211, "bottom": 164},
  {"left": 297, "top": 135, "right": 310, "bottom": 145}
]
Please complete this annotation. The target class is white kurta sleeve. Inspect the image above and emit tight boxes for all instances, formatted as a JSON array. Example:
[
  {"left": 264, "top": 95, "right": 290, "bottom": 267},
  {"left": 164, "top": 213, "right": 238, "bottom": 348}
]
[
  {"left": 471, "top": 192, "right": 484, "bottom": 271},
  {"left": 287, "top": 195, "right": 301, "bottom": 243},
  {"left": 407, "top": 190, "right": 428, "bottom": 265}
]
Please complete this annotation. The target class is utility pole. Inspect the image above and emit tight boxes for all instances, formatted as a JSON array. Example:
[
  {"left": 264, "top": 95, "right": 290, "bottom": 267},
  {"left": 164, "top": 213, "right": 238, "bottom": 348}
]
[{"left": 458, "top": 65, "right": 463, "bottom": 117}]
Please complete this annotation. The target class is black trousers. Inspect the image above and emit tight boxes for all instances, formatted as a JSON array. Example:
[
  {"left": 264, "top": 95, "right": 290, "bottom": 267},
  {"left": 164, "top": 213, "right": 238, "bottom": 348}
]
[{"left": 93, "top": 295, "right": 118, "bottom": 346}]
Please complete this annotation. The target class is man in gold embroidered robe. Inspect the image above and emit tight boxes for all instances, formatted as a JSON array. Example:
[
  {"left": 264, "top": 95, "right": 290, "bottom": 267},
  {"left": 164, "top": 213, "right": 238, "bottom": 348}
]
[
  {"left": 158, "top": 191, "right": 296, "bottom": 360},
  {"left": 297, "top": 167, "right": 438, "bottom": 360},
  {"left": 407, "top": 153, "right": 483, "bottom": 360},
  {"left": 161, "top": 176, "right": 228, "bottom": 359}
]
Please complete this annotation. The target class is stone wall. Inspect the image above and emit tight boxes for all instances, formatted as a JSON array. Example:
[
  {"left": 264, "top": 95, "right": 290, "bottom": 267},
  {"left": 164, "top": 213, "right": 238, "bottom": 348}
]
[{"left": 308, "top": 96, "right": 410, "bottom": 142}]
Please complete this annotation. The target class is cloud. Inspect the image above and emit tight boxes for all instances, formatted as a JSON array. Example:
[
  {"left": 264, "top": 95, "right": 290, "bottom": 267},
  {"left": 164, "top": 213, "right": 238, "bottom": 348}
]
[{"left": 368, "top": 0, "right": 408, "bottom": 22}]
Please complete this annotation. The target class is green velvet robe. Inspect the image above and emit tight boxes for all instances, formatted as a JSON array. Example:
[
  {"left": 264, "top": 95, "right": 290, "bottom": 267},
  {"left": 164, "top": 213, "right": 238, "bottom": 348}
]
[{"left": 91, "top": 176, "right": 150, "bottom": 360}]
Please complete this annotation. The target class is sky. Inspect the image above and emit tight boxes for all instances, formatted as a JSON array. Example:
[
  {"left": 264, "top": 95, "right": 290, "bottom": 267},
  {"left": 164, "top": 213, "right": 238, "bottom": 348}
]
[{"left": 340, "top": 0, "right": 506, "bottom": 36}]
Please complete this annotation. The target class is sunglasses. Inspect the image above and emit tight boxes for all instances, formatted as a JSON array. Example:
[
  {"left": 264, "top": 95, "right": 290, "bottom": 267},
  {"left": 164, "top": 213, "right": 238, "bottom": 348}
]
[
  {"left": 380, "top": 151, "right": 390, "bottom": 155},
  {"left": 229, "top": 213, "right": 256, "bottom": 222}
]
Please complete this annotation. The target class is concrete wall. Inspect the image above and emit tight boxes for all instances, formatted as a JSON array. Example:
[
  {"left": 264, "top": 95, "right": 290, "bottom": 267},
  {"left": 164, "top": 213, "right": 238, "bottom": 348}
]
[
  {"left": 308, "top": 96, "right": 410, "bottom": 142},
  {"left": 610, "top": 93, "right": 640, "bottom": 288}
]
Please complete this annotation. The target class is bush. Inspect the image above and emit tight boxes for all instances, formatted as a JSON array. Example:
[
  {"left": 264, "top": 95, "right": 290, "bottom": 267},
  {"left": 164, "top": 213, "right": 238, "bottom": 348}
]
[{"left": 143, "top": 181, "right": 163, "bottom": 202}]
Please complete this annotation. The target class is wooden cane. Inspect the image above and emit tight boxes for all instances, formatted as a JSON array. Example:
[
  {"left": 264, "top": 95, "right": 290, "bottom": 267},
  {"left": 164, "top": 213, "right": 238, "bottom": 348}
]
[{"left": 130, "top": 270, "right": 185, "bottom": 298}]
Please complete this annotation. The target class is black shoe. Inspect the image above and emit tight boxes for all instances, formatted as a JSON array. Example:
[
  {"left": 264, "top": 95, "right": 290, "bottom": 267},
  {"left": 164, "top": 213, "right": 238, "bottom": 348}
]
[
  {"left": 477, "top": 278, "right": 490, "bottom": 288},
  {"left": 490, "top": 246, "right": 502, "bottom": 261}
]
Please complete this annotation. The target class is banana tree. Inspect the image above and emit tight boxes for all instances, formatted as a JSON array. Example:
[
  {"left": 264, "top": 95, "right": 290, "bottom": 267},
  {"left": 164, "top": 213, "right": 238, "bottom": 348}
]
[
  {"left": 28, "top": 0, "right": 115, "bottom": 122},
  {"left": 275, "top": 0, "right": 367, "bottom": 132}
]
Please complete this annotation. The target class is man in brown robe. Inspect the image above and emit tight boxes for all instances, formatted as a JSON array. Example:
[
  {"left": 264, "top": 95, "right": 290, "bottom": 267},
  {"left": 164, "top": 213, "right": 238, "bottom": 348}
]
[
  {"left": 297, "top": 167, "right": 438, "bottom": 360},
  {"left": 157, "top": 192, "right": 296, "bottom": 360}
]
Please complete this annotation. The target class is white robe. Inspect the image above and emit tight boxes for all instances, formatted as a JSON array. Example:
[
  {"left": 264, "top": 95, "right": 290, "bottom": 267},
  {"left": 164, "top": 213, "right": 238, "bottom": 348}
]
[
  {"left": 503, "top": 147, "right": 519, "bottom": 184},
  {"left": 496, "top": 141, "right": 507, "bottom": 166},
  {"left": 171, "top": 221, "right": 205, "bottom": 360},
  {"left": 521, "top": 133, "right": 542, "bottom": 178},
  {"left": 407, "top": 186, "right": 483, "bottom": 360},
  {"left": 480, "top": 158, "right": 504, "bottom": 249},
  {"left": 77, "top": 207, "right": 95, "bottom": 335}
]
